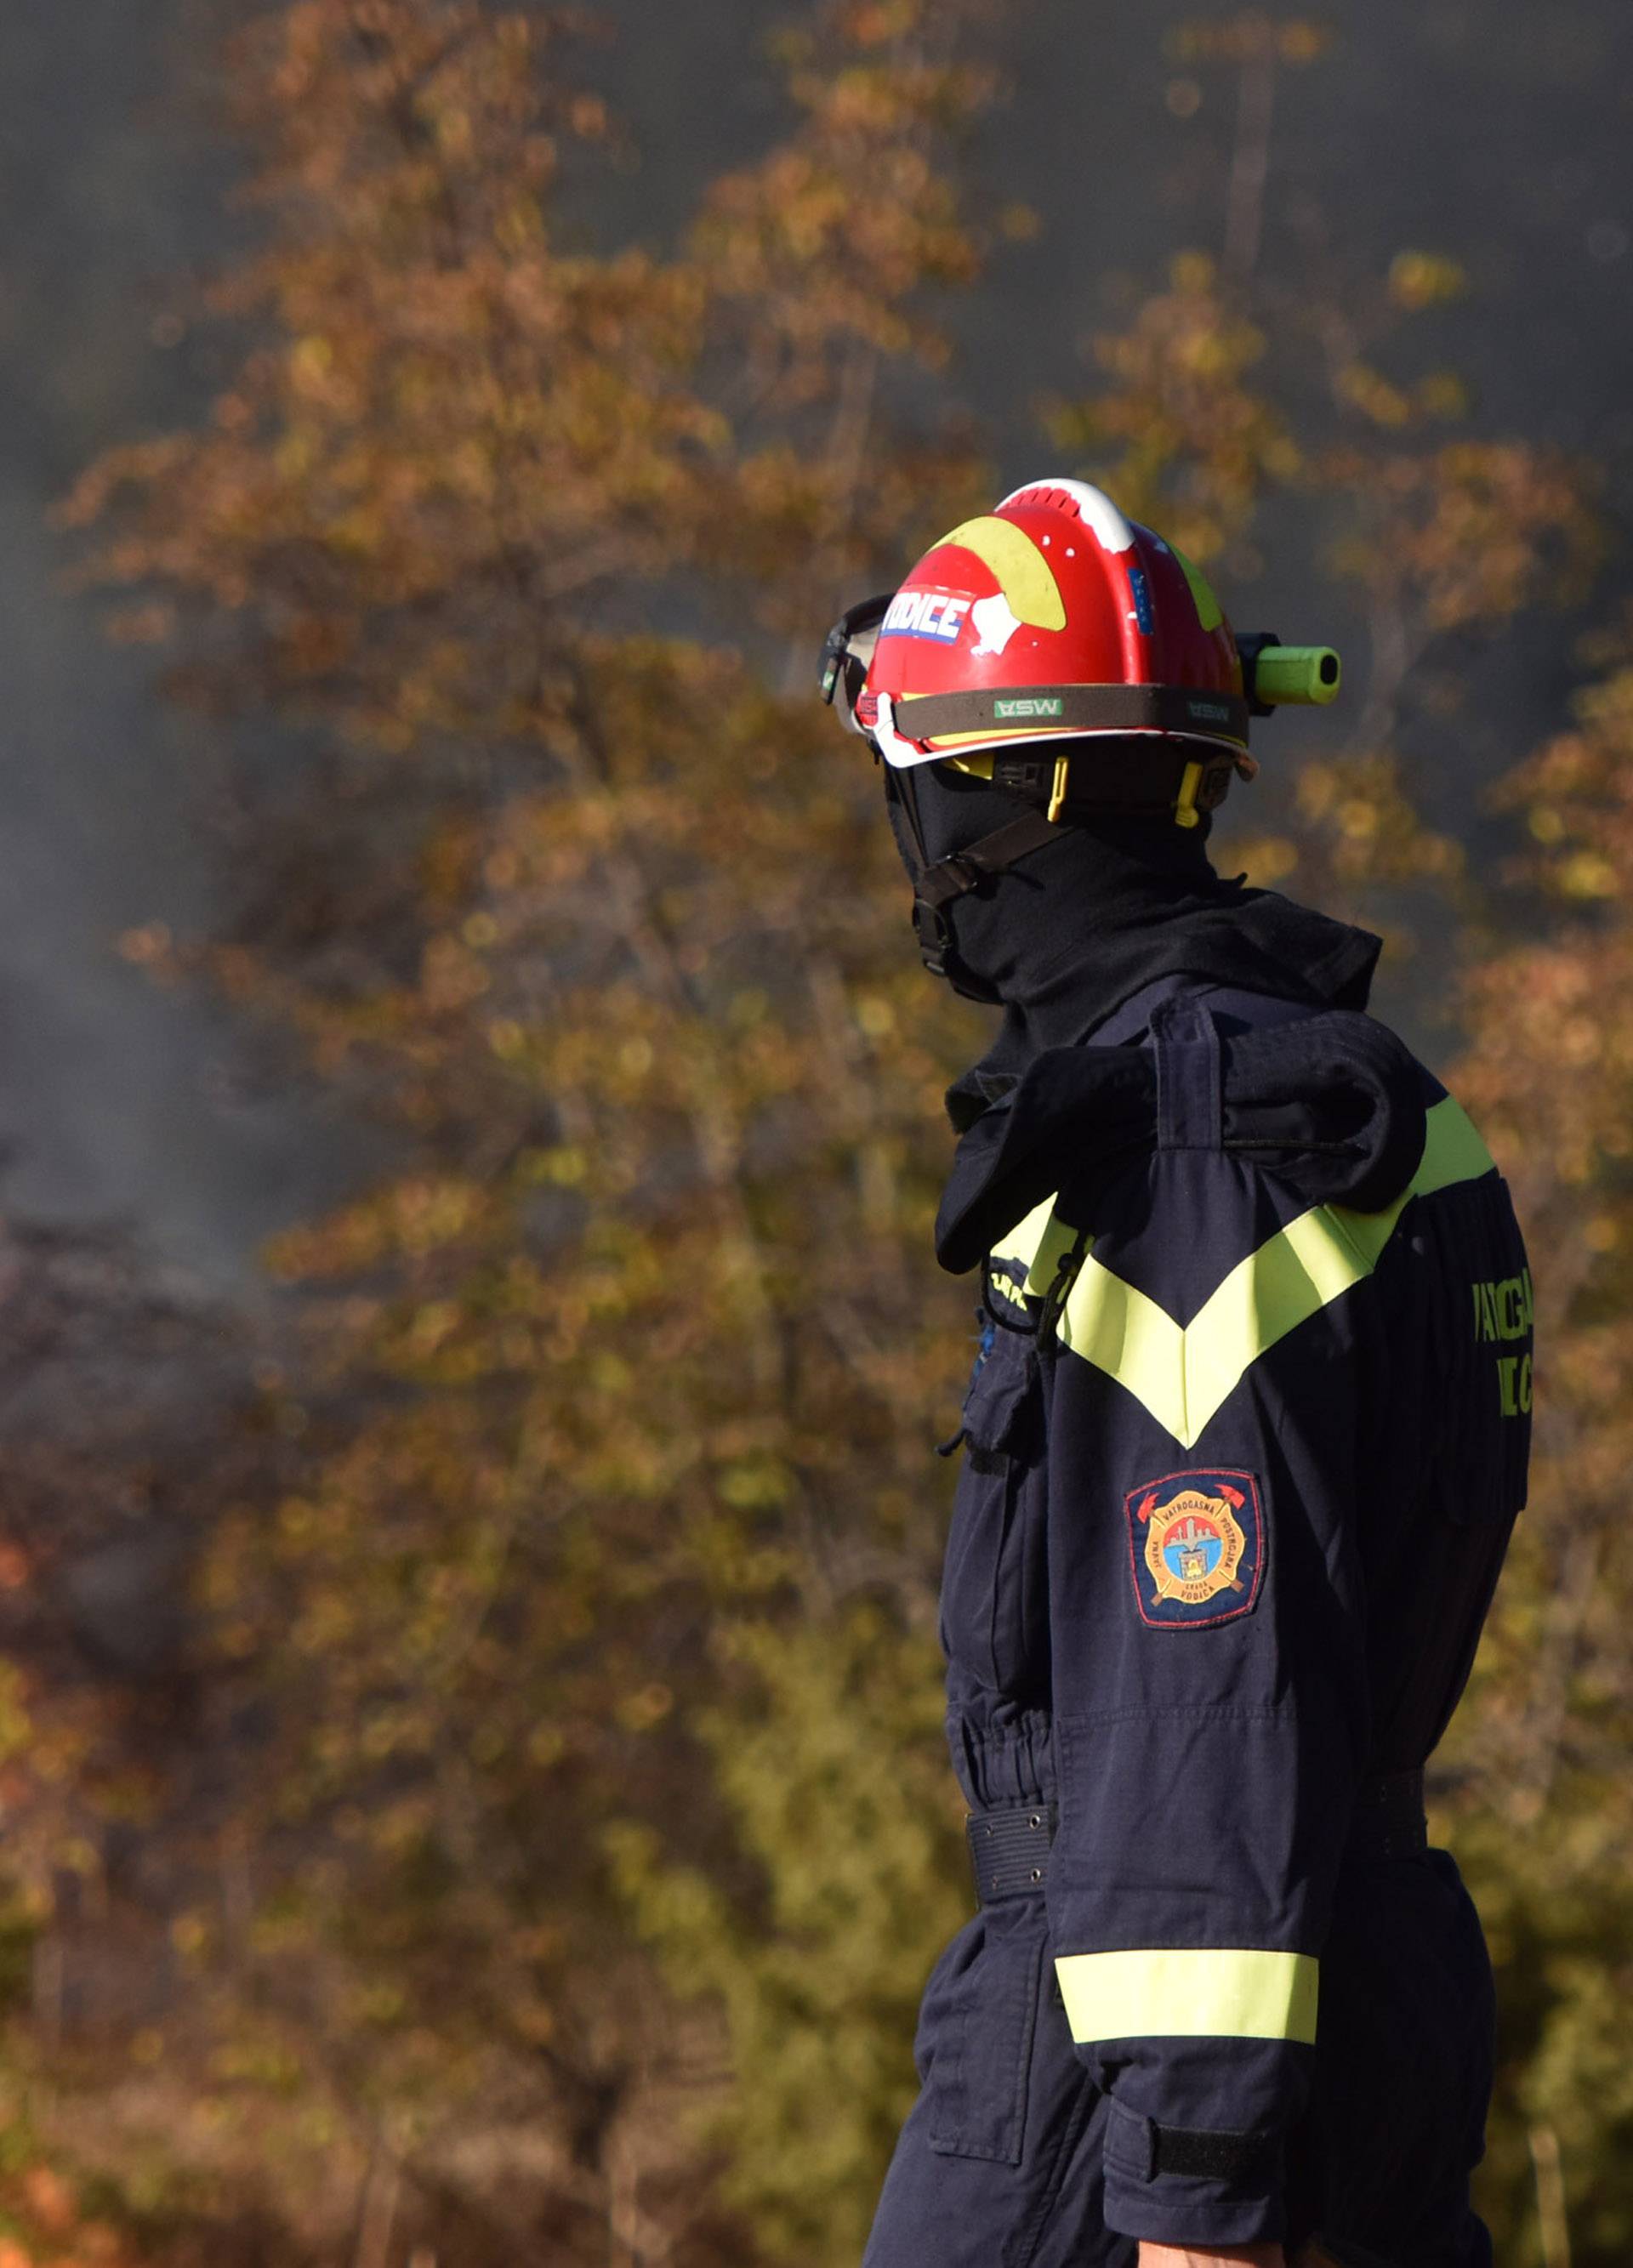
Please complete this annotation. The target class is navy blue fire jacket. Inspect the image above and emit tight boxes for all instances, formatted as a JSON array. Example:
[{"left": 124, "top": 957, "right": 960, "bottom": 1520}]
[{"left": 921, "top": 992, "right": 1531, "bottom": 2247}]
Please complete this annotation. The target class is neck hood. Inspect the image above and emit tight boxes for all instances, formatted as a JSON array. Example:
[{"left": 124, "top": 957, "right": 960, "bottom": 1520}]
[{"left": 905, "top": 764, "right": 1380, "bottom": 1132}]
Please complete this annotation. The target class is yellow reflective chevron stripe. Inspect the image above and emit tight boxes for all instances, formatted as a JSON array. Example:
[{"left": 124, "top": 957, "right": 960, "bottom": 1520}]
[
  {"left": 1403, "top": 1091, "right": 1499, "bottom": 1198},
  {"left": 1055, "top": 1947, "right": 1319, "bottom": 2045},
  {"left": 988, "top": 1096, "right": 1494, "bottom": 1451},
  {"left": 993, "top": 1191, "right": 1064, "bottom": 1292}
]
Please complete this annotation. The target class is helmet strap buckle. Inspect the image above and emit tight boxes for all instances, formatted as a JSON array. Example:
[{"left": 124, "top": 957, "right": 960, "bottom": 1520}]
[
  {"left": 1047, "top": 755, "right": 1071, "bottom": 826},
  {"left": 912, "top": 896, "right": 954, "bottom": 977},
  {"left": 1174, "top": 759, "right": 1207, "bottom": 830}
]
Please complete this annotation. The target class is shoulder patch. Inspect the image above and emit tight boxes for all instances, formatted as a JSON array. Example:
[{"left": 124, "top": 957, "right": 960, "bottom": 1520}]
[{"left": 1125, "top": 1469, "right": 1265, "bottom": 1630}]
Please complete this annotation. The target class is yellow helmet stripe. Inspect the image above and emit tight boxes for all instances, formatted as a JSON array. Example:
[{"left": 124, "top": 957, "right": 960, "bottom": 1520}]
[
  {"left": 931, "top": 515, "right": 1067, "bottom": 631},
  {"left": 1169, "top": 543, "right": 1224, "bottom": 634}
]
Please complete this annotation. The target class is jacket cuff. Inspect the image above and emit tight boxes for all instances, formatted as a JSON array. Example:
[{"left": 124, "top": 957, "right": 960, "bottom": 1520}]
[{"left": 1101, "top": 2098, "right": 1286, "bottom": 2246}]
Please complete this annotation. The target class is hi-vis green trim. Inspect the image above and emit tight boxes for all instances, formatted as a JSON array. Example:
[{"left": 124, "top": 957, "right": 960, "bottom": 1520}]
[
  {"left": 1055, "top": 1947, "right": 1319, "bottom": 2046},
  {"left": 988, "top": 1097, "right": 1494, "bottom": 1452}
]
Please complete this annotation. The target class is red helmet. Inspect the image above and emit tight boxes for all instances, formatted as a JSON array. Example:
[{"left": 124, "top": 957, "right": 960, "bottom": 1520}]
[
  {"left": 858, "top": 476, "right": 1252, "bottom": 824},
  {"left": 817, "top": 478, "right": 1340, "bottom": 981}
]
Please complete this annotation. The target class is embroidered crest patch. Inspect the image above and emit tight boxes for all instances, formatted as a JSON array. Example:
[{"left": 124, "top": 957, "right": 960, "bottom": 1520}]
[{"left": 1125, "top": 1469, "right": 1265, "bottom": 1630}]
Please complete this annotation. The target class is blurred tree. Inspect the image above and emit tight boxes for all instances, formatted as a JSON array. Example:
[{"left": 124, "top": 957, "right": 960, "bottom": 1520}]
[
  {"left": 1048, "top": 242, "right": 1596, "bottom": 959},
  {"left": 64, "top": 0, "right": 996, "bottom": 2259},
  {"left": 1439, "top": 632, "right": 1633, "bottom": 2262},
  {"left": 1168, "top": 14, "right": 1334, "bottom": 286},
  {"left": 47, "top": 4, "right": 1627, "bottom": 2267},
  {"left": 0, "top": 1214, "right": 262, "bottom": 2267}
]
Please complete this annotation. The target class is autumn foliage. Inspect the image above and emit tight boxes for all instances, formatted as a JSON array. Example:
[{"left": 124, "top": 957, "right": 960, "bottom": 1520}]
[{"left": 0, "top": 2, "right": 1619, "bottom": 2262}]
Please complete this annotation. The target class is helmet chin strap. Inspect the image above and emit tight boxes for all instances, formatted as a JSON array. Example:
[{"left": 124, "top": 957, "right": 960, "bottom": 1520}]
[
  {"left": 830, "top": 607, "right": 1245, "bottom": 992},
  {"left": 885, "top": 759, "right": 1062, "bottom": 998},
  {"left": 889, "top": 736, "right": 1239, "bottom": 991}
]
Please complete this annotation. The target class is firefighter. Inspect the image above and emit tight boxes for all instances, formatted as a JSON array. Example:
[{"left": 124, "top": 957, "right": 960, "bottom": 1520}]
[{"left": 819, "top": 480, "right": 1531, "bottom": 2268}]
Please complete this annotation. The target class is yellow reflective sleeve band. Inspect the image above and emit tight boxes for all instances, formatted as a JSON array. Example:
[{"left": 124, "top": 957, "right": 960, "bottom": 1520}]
[
  {"left": 1055, "top": 1947, "right": 1320, "bottom": 2046},
  {"left": 989, "top": 1096, "right": 1495, "bottom": 1450}
]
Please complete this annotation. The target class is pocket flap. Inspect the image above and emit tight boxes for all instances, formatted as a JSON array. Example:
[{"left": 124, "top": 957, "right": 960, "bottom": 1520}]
[{"left": 961, "top": 1334, "right": 1038, "bottom": 1456}]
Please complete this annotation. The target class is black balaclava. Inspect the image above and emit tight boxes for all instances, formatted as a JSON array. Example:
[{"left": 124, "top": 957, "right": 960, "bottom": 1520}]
[{"left": 889, "top": 752, "right": 1381, "bottom": 1128}]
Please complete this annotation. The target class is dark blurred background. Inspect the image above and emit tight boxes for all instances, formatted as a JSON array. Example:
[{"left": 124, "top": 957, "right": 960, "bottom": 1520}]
[
  {"left": 4, "top": 0, "right": 1630, "bottom": 1282},
  {"left": 0, "top": 7, "right": 1628, "bottom": 2265}
]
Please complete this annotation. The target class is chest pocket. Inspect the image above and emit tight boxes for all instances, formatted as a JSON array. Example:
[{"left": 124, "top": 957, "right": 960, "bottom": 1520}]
[{"left": 940, "top": 1327, "right": 1050, "bottom": 1700}]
